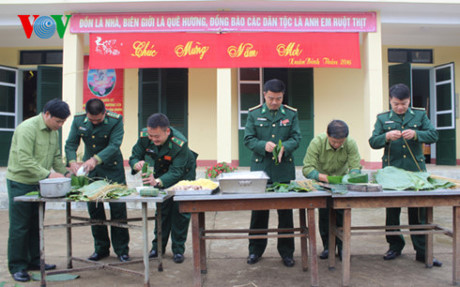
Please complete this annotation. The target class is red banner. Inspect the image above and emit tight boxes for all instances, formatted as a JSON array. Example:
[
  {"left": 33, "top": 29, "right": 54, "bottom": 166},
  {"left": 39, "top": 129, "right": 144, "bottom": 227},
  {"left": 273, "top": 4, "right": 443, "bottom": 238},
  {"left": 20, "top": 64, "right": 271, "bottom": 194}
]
[
  {"left": 89, "top": 32, "right": 361, "bottom": 69},
  {"left": 72, "top": 12, "right": 376, "bottom": 33},
  {"left": 83, "top": 56, "right": 124, "bottom": 116}
]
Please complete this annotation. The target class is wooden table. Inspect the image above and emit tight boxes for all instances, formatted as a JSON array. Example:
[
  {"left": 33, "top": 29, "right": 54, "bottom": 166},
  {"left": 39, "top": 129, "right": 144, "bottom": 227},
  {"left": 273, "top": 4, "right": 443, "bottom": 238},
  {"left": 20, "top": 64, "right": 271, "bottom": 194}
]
[
  {"left": 175, "top": 191, "right": 330, "bottom": 287},
  {"left": 15, "top": 194, "right": 171, "bottom": 287},
  {"left": 328, "top": 189, "right": 460, "bottom": 286}
]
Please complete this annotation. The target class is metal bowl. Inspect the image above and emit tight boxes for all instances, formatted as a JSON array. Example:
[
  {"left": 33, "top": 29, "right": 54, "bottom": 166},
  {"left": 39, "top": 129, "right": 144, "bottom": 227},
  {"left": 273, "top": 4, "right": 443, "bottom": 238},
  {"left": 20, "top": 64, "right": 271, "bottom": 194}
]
[{"left": 39, "top": 178, "right": 71, "bottom": 198}]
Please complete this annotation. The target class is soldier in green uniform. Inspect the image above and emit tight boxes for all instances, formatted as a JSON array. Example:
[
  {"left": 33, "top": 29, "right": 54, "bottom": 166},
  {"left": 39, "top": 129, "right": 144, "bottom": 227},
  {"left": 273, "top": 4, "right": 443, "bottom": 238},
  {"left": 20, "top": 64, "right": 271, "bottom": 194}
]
[
  {"left": 302, "top": 120, "right": 362, "bottom": 261},
  {"left": 369, "top": 83, "right": 441, "bottom": 267},
  {"left": 244, "top": 79, "right": 301, "bottom": 267},
  {"left": 129, "top": 113, "right": 197, "bottom": 264},
  {"left": 7, "top": 99, "right": 71, "bottom": 282},
  {"left": 65, "top": 98, "right": 130, "bottom": 262}
]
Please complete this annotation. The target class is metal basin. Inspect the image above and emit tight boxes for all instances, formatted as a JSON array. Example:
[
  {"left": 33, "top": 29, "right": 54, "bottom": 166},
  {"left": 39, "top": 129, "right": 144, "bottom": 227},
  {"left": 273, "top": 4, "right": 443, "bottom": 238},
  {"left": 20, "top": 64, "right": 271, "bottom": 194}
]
[{"left": 39, "top": 178, "right": 71, "bottom": 198}]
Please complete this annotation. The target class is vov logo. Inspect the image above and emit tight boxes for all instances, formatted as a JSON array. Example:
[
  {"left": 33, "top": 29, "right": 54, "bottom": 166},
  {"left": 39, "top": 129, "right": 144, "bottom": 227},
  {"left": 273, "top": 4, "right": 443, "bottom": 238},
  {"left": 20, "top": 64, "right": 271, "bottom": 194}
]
[{"left": 18, "top": 15, "right": 72, "bottom": 39}]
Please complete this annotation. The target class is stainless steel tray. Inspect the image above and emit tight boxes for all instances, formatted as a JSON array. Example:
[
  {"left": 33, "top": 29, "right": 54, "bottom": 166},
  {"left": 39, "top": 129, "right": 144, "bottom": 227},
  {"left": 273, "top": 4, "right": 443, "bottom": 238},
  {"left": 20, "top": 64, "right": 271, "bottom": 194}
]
[
  {"left": 169, "top": 188, "right": 219, "bottom": 196},
  {"left": 218, "top": 171, "right": 269, "bottom": 194}
]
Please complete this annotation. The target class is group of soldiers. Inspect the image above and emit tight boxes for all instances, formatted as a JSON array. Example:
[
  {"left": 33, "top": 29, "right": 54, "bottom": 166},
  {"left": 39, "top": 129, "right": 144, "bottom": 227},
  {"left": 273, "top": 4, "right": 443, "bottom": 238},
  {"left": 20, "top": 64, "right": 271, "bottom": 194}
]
[
  {"left": 7, "top": 98, "right": 194, "bottom": 282},
  {"left": 244, "top": 79, "right": 442, "bottom": 269},
  {"left": 6, "top": 79, "right": 442, "bottom": 283}
]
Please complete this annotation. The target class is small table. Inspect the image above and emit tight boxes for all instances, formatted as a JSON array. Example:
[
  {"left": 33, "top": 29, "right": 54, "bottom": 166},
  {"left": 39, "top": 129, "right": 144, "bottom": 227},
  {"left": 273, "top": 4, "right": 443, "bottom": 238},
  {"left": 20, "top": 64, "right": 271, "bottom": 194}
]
[
  {"left": 175, "top": 191, "right": 329, "bottom": 287},
  {"left": 14, "top": 193, "right": 171, "bottom": 287},
  {"left": 328, "top": 189, "right": 460, "bottom": 286}
]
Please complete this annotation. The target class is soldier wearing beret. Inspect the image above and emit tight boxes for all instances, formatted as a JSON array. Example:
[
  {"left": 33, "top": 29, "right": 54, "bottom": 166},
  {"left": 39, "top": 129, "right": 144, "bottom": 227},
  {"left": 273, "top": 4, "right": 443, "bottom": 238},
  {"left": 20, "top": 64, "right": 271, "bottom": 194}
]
[
  {"left": 65, "top": 98, "right": 130, "bottom": 263},
  {"left": 369, "top": 83, "right": 441, "bottom": 267},
  {"left": 244, "top": 79, "right": 301, "bottom": 267},
  {"left": 129, "top": 113, "right": 197, "bottom": 264}
]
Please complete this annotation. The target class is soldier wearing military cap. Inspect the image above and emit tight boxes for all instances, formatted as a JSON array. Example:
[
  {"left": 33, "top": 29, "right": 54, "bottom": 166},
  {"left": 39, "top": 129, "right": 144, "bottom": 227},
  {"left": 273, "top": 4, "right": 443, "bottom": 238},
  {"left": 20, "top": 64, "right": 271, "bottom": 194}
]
[
  {"left": 129, "top": 113, "right": 197, "bottom": 264},
  {"left": 65, "top": 98, "right": 130, "bottom": 263},
  {"left": 244, "top": 78, "right": 301, "bottom": 268},
  {"left": 369, "top": 83, "right": 441, "bottom": 267}
]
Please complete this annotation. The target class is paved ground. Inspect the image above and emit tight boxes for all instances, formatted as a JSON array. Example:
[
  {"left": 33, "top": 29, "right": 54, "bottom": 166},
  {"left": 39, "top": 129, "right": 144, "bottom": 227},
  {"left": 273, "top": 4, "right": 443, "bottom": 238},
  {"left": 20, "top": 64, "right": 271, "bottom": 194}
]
[
  {"left": 0, "top": 206, "right": 456, "bottom": 286},
  {"left": 0, "top": 165, "right": 459, "bottom": 286}
]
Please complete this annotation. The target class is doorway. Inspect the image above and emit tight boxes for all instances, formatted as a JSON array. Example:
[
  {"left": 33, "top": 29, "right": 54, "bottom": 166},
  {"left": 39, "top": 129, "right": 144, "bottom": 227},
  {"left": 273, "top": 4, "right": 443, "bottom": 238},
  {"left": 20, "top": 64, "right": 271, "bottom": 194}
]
[
  {"left": 238, "top": 68, "right": 314, "bottom": 166},
  {"left": 389, "top": 63, "right": 456, "bottom": 165},
  {"left": 22, "top": 70, "right": 37, "bottom": 120}
]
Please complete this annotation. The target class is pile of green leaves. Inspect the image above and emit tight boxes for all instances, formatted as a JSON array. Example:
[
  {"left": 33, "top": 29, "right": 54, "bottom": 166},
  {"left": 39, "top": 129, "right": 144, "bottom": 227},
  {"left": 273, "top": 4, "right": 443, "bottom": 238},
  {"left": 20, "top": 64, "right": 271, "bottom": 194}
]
[
  {"left": 266, "top": 182, "right": 312, "bottom": 193},
  {"left": 71, "top": 175, "right": 89, "bottom": 189},
  {"left": 374, "top": 166, "right": 455, "bottom": 191},
  {"left": 67, "top": 176, "right": 134, "bottom": 201},
  {"left": 272, "top": 139, "right": 283, "bottom": 165}
]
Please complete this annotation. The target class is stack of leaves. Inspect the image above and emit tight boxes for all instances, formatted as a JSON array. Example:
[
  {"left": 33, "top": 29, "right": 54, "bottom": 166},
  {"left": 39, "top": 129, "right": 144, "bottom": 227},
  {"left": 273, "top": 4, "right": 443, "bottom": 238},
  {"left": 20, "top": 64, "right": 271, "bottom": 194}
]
[
  {"left": 374, "top": 166, "right": 455, "bottom": 191},
  {"left": 71, "top": 175, "right": 89, "bottom": 189},
  {"left": 266, "top": 181, "right": 314, "bottom": 193},
  {"left": 68, "top": 177, "right": 135, "bottom": 201}
]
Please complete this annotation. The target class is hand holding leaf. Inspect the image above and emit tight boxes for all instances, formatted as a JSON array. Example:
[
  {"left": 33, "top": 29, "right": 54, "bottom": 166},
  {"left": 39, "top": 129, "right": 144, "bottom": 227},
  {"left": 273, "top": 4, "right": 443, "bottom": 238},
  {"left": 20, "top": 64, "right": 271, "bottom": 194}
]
[{"left": 273, "top": 139, "right": 283, "bottom": 165}]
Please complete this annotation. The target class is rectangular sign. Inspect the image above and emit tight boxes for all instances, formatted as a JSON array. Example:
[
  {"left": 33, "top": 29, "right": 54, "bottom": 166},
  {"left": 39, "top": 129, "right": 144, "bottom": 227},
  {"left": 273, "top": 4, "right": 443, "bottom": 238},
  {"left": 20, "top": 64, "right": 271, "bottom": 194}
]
[
  {"left": 83, "top": 56, "right": 124, "bottom": 116},
  {"left": 73, "top": 12, "right": 376, "bottom": 33},
  {"left": 89, "top": 32, "right": 361, "bottom": 69}
]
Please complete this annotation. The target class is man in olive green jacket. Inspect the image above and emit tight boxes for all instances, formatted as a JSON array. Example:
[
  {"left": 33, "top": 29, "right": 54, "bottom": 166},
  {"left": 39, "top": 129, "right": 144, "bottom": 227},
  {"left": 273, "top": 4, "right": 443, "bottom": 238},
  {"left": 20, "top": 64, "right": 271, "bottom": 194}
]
[
  {"left": 65, "top": 98, "right": 130, "bottom": 263},
  {"left": 369, "top": 83, "right": 441, "bottom": 267},
  {"left": 244, "top": 79, "right": 301, "bottom": 267},
  {"left": 129, "top": 113, "right": 197, "bottom": 264},
  {"left": 7, "top": 99, "right": 71, "bottom": 282},
  {"left": 303, "top": 120, "right": 362, "bottom": 260}
]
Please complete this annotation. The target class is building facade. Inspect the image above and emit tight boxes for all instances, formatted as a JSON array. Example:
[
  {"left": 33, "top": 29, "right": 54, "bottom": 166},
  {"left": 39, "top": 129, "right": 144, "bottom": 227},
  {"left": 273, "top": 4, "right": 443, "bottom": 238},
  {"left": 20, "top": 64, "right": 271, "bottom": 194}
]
[{"left": 0, "top": 0, "right": 459, "bottom": 169}]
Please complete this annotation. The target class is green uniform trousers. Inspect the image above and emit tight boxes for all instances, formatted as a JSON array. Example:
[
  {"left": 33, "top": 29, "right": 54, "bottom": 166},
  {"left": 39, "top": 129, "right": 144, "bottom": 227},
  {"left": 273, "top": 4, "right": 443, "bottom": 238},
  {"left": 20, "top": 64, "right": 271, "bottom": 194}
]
[
  {"left": 151, "top": 197, "right": 191, "bottom": 255},
  {"left": 386, "top": 207, "right": 426, "bottom": 256},
  {"left": 7, "top": 179, "right": 41, "bottom": 274},
  {"left": 87, "top": 202, "right": 130, "bottom": 256},
  {"left": 319, "top": 208, "right": 343, "bottom": 252},
  {"left": 248, "top": 209, "right": 294, "bottom": 258}
]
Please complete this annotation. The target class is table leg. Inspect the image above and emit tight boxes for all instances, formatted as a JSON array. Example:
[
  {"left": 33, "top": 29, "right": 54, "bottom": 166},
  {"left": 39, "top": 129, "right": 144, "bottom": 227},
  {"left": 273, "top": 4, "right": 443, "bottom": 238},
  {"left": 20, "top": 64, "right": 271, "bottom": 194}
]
[
  {"left": 299, "top": 208, "right": 308, "bottom": 271},
  {"left": 307, "top": 208, "right": 319, "bottom": 287},
  {"left": 328, "top": 206, "right": 337, "bottom": 269},
  {"left": 453, "top": 206, "right": 460, "bottom": 285},
  {"left": 39, "top": 202, "right": 46, "bottom": 287},
  {"left": 66, "top": 202, "right": 72, "bottom": 269},
  {"left": 156, "top": 203, "right": 163, "bottom": 272},
  {"left": 191, "top": 213, "right": 203, "bottom": 287},
  {"left": 425, "top": 207, "right": 433, "bottom": 268},
  {"left": 342, "top": 208, "right": 351, "bottom": 287},
  {"left": 199, "top": 212, "right": 207, "bottom": 274},
  {"left": 142, "top": 202, "right": 150, "bottom": 287}
]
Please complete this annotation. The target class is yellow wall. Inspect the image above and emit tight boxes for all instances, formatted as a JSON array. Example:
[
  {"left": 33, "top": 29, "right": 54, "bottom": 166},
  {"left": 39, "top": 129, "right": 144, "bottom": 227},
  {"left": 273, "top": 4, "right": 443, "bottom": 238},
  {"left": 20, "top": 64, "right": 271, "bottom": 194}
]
[
  {"left": 3, "top": 44, "right": 460, "bottom": 165},
  {"left": 314, "top": 67, "right": 368, "bottom": 160},
  {"left": 0, "top": 46, "right": 63, "bottom": 68},
  {"left": 189, "top": 68, "right": 217, "bottom": 160},
  {"left": 231, "top": 68, "right": 239, "bottom": 161},
  {"left": 382, "top": 46, "right": 460, "bottom": 161},
  {"left": 122, "top": 69, "right": 139, "bottom": 158}
]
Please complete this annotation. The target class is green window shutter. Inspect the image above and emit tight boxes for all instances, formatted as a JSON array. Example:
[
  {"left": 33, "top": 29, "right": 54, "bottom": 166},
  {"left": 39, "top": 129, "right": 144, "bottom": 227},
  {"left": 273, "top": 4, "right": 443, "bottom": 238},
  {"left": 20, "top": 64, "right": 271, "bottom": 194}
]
[
  {"left": 37, "top": 66, "right": 63, "bottom": 152},
  {"left": 37, "top": 66, "right": 62, "bottom": 112},
  {"left": 138, "top": 69, "right": 160, "bottom": 130},
  {"left": 139, "top": 68, "right": 188, "bottom": 137},
  {"left": 288, "top": 68, "right": 314, "bottom": 166},
  {"left": 162, "top": 69, "right": 188, "bottom": 136}
]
